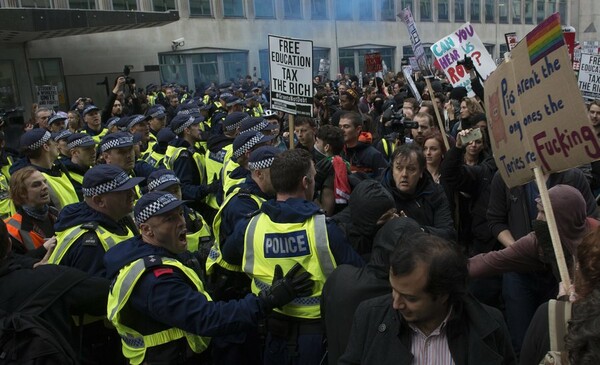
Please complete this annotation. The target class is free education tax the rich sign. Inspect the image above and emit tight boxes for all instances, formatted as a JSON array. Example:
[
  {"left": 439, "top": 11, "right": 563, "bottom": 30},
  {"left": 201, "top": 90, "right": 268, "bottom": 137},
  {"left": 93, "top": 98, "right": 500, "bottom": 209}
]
[
  {"left": 268, "top": 35, "right": 313, "bottom": 117},
  {"left": 484, "top": 13, "right": 598, "bottom": 188}
]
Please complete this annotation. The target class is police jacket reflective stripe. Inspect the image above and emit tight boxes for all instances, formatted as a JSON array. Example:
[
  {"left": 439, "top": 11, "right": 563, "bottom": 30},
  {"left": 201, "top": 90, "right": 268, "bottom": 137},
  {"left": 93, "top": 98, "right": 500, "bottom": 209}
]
[
  {"left": 206, "top": 188, "right": 264, "bottom": 274},
  {"left": 107, "top": 256, "right": 211, "bottom": 365},
  {"left": 82, "top": 128, "right": 108, "bottom": 144},
  {"left": 221, "top": 160, "right": 245, "bottom": 201},
  {"left": 40, "top": 171, "right": 79, "bottom": 210},
  {"left": 166, "top": 147, "right": 206, "bottom": 184},
  {"left": 5, "top": 214, "right": 45, "bottom": 250},
  {"left": 205, "top": 144, "right": 233, "bottom": 210},
  {"left": 50, "top": 223, "right": 134, "bottom": 265},
  {"left": 144, "top": 150, "right": 166, "bottom": 169},
  {"left": 0, "top": 174, "right": 14, "bottom": 220},
  {"left": 242, "top": 213, "right": 335, "bottom": 319},
  {"left": 186, "top": 210, "right": 212, "bottom": 253}
]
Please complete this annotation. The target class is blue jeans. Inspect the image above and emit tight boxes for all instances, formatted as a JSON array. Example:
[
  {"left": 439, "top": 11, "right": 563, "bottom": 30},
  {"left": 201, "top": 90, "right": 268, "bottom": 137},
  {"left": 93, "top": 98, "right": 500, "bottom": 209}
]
[{"left": 502, "top": 271, "right": 557, "bottom": 355}]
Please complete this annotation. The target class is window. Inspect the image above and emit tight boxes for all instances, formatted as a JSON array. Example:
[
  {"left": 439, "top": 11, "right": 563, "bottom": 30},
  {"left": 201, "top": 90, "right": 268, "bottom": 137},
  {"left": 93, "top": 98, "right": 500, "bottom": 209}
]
[
  {"left": 223, "top": 0, "right": 243, "bottom": 17},
  {"left": 19, "top": 0, "right": 52, "bottom": 7},
  {"left": 524, "top": 0, "right": 533, "bottom": 23},
  {"left": 0, "top": 61, "right": 20, "bottom": 110},
  {"left": 420, "top": 0, "right": 431, "bottom": 21},
  {"left": 160, "top": 55, "right": 188, "bottom": 87},
  {"left": 259, "top": 50, "right": 270, "bottom": 83},
  {"left": 484, "top": 44, "right": 494, "bottom": 58},
  {"left": 222, "top": 53, "right": 248, "bottom": 82},
  {"left": 191, "top": 54, "right": 218, "bottom": 87},
  {"left": 152, "top": 0, "right": 176, "bottom": 11},
  {"left": 335, "top": 0, "right": 352, "bottom": 19},
  {"left": 339, "top": 47, "right": 394, "bottom": 75},
  {"left": 484, "top": 0, "right": 493, "bottom": 22},
  {"left": 558, "top": 0, "right": 567, "bottom": 25},
  {"left": 114, "top": 0, "right": 137, "bottom": 10},
  {"left": 381, "top": 0, "right": 395, "bottom": 20},
  {"left": 546, "top": 0, "right": 555, "bottom": 17},
  {"left": 189, "top": 0, "right": 211, "bottom": 16},
  {"left": 470, "top": 0, "right": 480, "bottom": 22},
  {"left": 284, "top": 0, "right": 302, "bottom": 19},
  {"left": 311, "top": 0, "right": 327, "bottom": 19},
  {"left": 455, "top": 0, "right": 465, "bottom": 21},
  {"left": 357, "top": 0, "right": 373, "bottom": 20},
  {"left": 313, "top": 48, "right": 330, "bottom": 76},
  {"left": 69, "top": 0, "right": 94, "bottom": 9},
  {"left": 29, "top": 58, "right": 68, "bottom": 111},
  {"left": 401, "top": 0, "right": 413, "bottom": 11},
  {"left": 498, "top": 0, "right": 508, "bottom": 23},
  {"left": 536, "top": 0, "right": 544, "bottom": 23},
  {"left": 512, "top": 0, "right": 521, "bottom": 23},
  {"left": 255, "top": 0, "right": 274, "bottom": 18},
  {"left": 438, "top": 0, "right": 449, "bottom": 21}
]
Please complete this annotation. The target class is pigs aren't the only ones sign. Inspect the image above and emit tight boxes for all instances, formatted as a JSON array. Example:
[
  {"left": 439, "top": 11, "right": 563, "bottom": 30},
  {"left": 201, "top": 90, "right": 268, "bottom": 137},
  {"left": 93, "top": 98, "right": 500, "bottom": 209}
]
[{"left": 268, "top": 35, "right": 313, "bottom": 117}]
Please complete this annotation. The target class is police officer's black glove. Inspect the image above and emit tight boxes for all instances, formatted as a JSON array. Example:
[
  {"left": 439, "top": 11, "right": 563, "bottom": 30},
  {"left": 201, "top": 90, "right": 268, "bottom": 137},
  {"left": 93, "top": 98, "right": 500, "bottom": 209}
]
[
  {"left": 258, "top": 263, "right": 314, "bottom": 312},
  {"left": 205, "top": 179, "right": 221, "bottom": 195},
  {"left": 314, "top": 158, "right": 332, "bottom": 192}
]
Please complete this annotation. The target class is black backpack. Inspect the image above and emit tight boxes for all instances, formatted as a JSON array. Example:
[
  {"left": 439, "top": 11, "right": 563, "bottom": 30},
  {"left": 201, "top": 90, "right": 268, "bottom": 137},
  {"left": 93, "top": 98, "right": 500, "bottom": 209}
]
[{"left": 0, "top": 270, "right": 86, "bottom": 364}]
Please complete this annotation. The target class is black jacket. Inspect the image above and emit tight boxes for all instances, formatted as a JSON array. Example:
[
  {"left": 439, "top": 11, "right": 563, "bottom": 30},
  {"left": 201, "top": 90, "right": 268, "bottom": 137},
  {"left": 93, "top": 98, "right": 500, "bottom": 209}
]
[{"left": 340, "top": 293, "right": 516, "bottom": 365}]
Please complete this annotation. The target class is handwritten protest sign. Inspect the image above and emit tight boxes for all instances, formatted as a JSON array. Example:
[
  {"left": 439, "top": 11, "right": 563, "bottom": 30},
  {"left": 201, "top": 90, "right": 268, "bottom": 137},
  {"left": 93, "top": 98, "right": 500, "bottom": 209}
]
[
  {"left": 484, "top": 13, "right": 598, "bottom": 188},
  {"left": 431, "top": 23, "right": 496, "bottom": 96},
  {"left": 504, "top": 32, "right": 518, "bottom": 51},
  {"left": 36, "top": 85, "right": 58, "bottom": 110},
  {"left": 578, "top": 54, "right": 600, "bottom": 100},
  {"left": 402, "top": 66, "right": 422, "bottom": 104},
  {"left": 268, "top": 35, "right": 313, "bottom": 116},
  {"left": 399, "top": 8, "right": 431, "bottom": 75},
  {"left": 365, "top": 53, "right": 382, "bottom": 73}
]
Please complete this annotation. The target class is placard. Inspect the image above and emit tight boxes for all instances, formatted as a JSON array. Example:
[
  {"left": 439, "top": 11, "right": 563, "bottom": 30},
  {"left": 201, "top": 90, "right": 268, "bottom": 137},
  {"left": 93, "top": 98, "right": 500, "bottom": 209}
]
[
  {"left": 268, "top": 35, "right": 313, "bottom": 116},
  {"left": 578, "top": 53, "right": 600, "bottom": 100},
  {"left": 36, "top": 85, "right": 58, "bottom": 110},
  {"left": 431, "top": 23, "right": 496, "bottom": 96},
  {"left": 399, "top": 8, "right": 431, "bottom": 75},
  {"left": 365, "top": 53, "right": 382, "bottom": 73},
  {"left": 484, "top": 13, "right": 598, "bottom": 188}
]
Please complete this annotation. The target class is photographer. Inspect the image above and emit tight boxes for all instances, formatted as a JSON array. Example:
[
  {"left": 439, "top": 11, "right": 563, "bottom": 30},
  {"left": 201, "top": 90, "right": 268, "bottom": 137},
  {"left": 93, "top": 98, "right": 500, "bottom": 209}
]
[{"left": 102, "top": 72, "right": 142, "bottom": 124}]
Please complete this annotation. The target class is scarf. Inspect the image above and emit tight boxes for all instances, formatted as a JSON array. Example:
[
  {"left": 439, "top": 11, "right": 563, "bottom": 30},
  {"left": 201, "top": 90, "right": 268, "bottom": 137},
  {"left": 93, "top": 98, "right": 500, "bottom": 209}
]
[{"left": 22, "top": 204, "right": 49, "bottom": 222}]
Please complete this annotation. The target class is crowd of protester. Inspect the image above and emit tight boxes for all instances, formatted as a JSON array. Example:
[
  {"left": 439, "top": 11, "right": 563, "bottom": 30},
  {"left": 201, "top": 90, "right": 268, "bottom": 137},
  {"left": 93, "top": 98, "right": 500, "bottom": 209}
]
[{"left": 1, "top": 62, "right": 600, "bottom": 365}]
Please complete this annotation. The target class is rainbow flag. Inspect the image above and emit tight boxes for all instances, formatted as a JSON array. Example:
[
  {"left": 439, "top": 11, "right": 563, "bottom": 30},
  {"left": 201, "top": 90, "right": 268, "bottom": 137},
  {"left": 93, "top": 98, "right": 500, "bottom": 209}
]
[{"left": 526, "top": 13, "right": 564, "bottom": 65}]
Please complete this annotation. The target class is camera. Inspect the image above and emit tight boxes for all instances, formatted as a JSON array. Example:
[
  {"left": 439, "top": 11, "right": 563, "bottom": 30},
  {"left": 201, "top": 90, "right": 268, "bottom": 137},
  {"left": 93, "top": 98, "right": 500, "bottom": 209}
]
[
  {"left": 123, "top": 65, "right": 135, "bottom": 86},
  {"left": 456, "top": 55, "right": 474, "bottom": 70},
  {"left": 172, "top": 38, "right": 185, "bottom": 50}
]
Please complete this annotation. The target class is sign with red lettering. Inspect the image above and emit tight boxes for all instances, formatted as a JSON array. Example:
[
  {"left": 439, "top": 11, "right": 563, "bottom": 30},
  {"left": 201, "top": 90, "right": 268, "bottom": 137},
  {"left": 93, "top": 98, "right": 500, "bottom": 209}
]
[
  {"left": 484, "top": 14, "right": 597, "bottom": 188},
  {"left": 430, "top": 23, "right": 496, "bottom": 96},
  {"left": 365, "top": 53, "right": 382, "bottom": 73}
]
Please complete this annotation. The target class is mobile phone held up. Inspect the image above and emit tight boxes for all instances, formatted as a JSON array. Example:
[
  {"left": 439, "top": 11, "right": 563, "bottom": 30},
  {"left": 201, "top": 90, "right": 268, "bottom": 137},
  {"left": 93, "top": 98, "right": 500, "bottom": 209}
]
[{"left": 460, "top": 128, "right": 482, "bottom": 145}]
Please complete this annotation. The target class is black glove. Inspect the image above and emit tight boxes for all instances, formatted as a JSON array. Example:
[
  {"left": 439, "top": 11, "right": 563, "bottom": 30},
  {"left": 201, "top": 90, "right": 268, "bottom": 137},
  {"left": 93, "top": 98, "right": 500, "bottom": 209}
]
[
  {"left": 258, "top": 263, "right": 314, "bottom": 312},
  {"left": 204, "top": 179, "right": 221, "bottom": 195},
  {"left": 314, "top": 158, "right": 332, "bottom": 192}
]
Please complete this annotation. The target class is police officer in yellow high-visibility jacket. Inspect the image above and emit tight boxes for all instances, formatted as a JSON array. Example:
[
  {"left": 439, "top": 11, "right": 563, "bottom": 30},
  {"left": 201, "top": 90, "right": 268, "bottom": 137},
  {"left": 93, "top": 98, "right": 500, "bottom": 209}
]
[
  {"left": 104, "top": 191, "right": 314, "bottom": 365},
  {"left": 224, "top": 148, "right": 364, "bottom": 365},
  {"left": 50, "top": 164, "right": 143, "bottom": 277},
  {"left": 16, "top": 129, "right": 79, "bottom": 211}
]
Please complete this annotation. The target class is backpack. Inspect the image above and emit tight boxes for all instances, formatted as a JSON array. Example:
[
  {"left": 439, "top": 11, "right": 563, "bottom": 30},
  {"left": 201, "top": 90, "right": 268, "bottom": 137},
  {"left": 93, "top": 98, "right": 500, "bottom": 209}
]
[
  {"left": 539, "top": 299, "right": 572, "bottom": 365},
  {"left": 0, "top": 270, "right": 86, "bottom": 364}
]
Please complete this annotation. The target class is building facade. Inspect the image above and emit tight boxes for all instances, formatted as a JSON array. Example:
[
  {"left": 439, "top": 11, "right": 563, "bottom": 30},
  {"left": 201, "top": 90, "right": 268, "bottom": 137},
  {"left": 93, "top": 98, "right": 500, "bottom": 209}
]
[{"left": 0, "top": 0, "right": 598, "bottom": 121}]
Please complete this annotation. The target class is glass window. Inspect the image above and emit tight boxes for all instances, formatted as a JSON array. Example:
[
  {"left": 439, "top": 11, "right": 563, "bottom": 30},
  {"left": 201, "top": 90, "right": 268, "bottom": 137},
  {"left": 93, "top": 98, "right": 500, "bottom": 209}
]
[
  {"left": 223, "top": 0, "right": 243, "bottom": 17},
  {"left": 536, "top": 0, "right": 544, "bottom": 23},
  {"left": 455, "top": 0, "right": 465, "bottom": 21},
  {"left": 311, "top": 0, "right": 327, "bottom": 19},
  {"left": 152, "top": 0, "right": 176, "bottom": 11},
  {"left": 484, "top": 44, "right": 494, "bottom": 58},
  {"left": 335, "top": 0, "right": 352, "bottom": 19},
  {"left": 222, "top": 53, "right": 248, "bottom": 82},
  {"left": 484, "top": 0, "right": 494, "bottom": 22},
  {"left": 0, "top": 61, "right": 20, "bottom": 110},
  {"left": 420, "top": 0, "right": 431, "bottom": 21},
  {"left": 357, "top": 0, "right": 373, "bottom": 20},
  {"left": 512, "top": 0, "right": 521, "bottom": 23},
  {"left": 259, "top": 50, "right": 270, "bottom": 84},
  {"left": 19, "top": 0, "right": 52, "bottom": 7},
  {"left": 438, "top": 0, "right": 449, "bottom": 21},
  {"left": 546, "top": 0, "right": 555, "bottom": 17},
  {"left": 403, "top": 45, "right": 414, "bottom": 58},
  {"left": 498, "top": 0, "right": 508, "bottom": 23},
  {"left": 29, "top": 59, "right": 68, "bottom": 111},
  {"left": 558, "top": 0, "right": 566, "bottom": 25},
  {"left": 313, "top": 49, "right": 330, "bottom": 76},
  {"left": 255, "top": 0, "right": 274, "bottom": 18},
  {"left": 470, "top": 0, "right": 480, "bottom": 22},
  {"left": 189, "top": 0, "right": 210, "bottom": 15},
  {"left": 160, "top": 55, "right": 188, "bottom": 87},
  {"left": 339, "top": 47, "right": 394, "bottom": 76},
  {"left": 524, "top": 0, "right": 533, "bottom": 23},
  {"left": 284, "top": 0, "right": 302, "bottom": 19},
  {"left": 113, "top": 0, "right": 137, "bottom": 10},
  {"left": 381, "top": 0, "right": 395, "bottom": 20},
  {"left": 191, "top": 54, "right": 218, "bottom": 87},
  {"left": 69, "top": 0, "right": 94, "bottom": 9},
  {"left": 401, "top": 0, "right": 413, "bottom": 11}
]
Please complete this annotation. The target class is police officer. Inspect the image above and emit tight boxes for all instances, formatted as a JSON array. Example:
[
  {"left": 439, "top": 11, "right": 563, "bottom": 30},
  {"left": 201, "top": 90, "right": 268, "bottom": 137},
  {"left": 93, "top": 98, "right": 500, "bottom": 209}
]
[
  {"left": 50, "top": 164, "right": 143, "bottom": 276},
  {"left": 224, "top": 148, "right": 364, "bottom": 365},
  {"left": 13, "top": 129, "right": 79, "bottom": 210},
  {"left": 166, "top": 114, "right": 217, "bottom": 213},
  {"left": 122, "top": 114, "right": 151, "bottom": 154},
  {"left": 81, "top": 104, "right": 108, "bottom": 144},
  {"left": 53, "top": 129, "right": 72, "bottom": 163},
  {"left": 145, "top": 105, "right": 167, "bottom": 145},
  {"left": 62, "top": 133, "right": 96, "bottom": 200},
  {"left": 48, "top": 113, "right": 67, "bottom": 133},
  {"left": 146, "top": 169, "right": 212, "bottom": 255},
  {"left": 144, "top": 128, "right": 175, "bottom": 168},
  {"left": 104, "top": 191, "right": 313, "bottom": 365}
]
